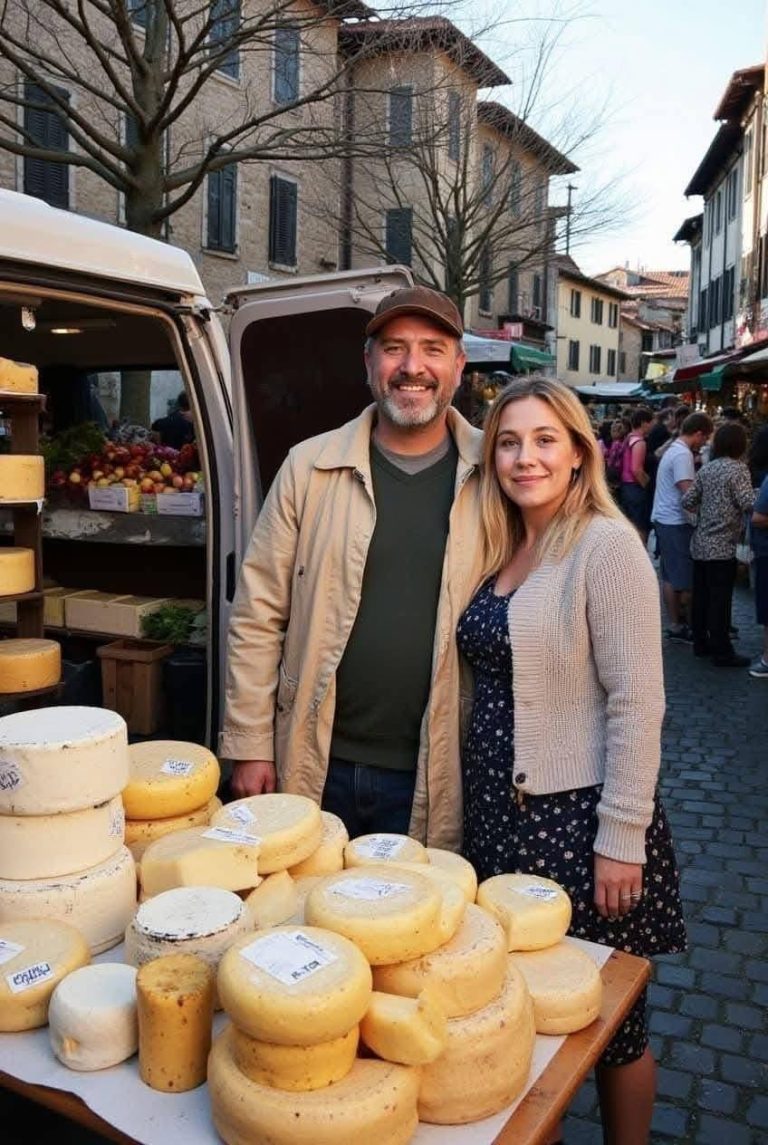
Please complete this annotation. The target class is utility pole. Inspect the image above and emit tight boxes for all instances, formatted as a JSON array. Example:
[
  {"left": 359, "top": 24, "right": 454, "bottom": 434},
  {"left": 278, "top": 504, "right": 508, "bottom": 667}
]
[{"left": 565, "top": 183, "right": 577, "bottom": 255}]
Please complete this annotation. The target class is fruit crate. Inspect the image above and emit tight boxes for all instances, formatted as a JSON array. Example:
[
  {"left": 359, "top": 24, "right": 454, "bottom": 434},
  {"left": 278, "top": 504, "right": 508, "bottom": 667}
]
[{"left": 97, "top": 638, "right": 173, "bottom": 735}]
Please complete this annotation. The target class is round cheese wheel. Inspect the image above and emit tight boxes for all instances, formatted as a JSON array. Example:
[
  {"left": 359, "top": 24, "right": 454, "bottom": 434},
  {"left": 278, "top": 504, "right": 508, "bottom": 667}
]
[
  {"left": 344, "top": 833, "right": 427, "bottom": 868},
  {"left": 48, "top": 962, "right": 138, "bottom": 1070},
  {"left": 230, "top": 1023, "right": 359, "bottom": 1091},
  {"left": 418, "top": 962, "right": 536, "bottom": 1124},
  {"left": 218, "top": 925, "right": 372, "bottom": 1046},
  {"left": 425, "top": 848, "right": 478, "bottom": 903},
  {"left": 124, "top": 796, "right": 222, "bottom": 861},
  {"left": 0, "top": 845, "right": 136, "bottom": 955},
  {"left": 286, "top": 875, "right": 323, "bottom": 925},
  {"left": 510, "top": 941, "right": 603, "bottom": 1034},
  {"left": 123, "top": 740, "right": 220, "bottom": 820},
  {"left": 209, "top": 1025, "right": 420, "bottom": 1145},
  {"left": 305, "top": 865, "right": 444, "bottom": 966},
  {"left": 0, "top": 454, "right": 44, "bottom": 502},
  {"left": 476, "top": 873, "right": 572, "bottom": 951},
  {"left": 373, "top": 902, "right": 508, "bottom": 1018},
  {"left": 0, "top": 547, "right": 35, "bottom": 597},
  {"left": 289, "top": 811, "right": 348, "bottom": 876},
  {"left": 0, "top": 919, "right": 91, "bottom": 1031},
  {"left": 0, "top": 794, "right": 124, "bottom": 880},
  {"left": 243, "top": 871, "right": 297, "bottom": 928},
  {"left": 0, "top": 638, "right": 60, "bottom": 694},
  {"left": 0, "top": 706, "right": 129, "bottom": 816},
  {"left": 211, "top": 794, "right": 323, "bottom": 873},
  {"left": 387, "top": 861, "right": 466, "bottom": 945}
]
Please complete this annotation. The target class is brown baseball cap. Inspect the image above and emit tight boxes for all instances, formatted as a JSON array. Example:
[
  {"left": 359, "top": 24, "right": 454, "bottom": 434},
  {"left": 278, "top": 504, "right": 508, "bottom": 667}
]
[{"left": 366, "top": 285, "right": 464, "bottom": 339}]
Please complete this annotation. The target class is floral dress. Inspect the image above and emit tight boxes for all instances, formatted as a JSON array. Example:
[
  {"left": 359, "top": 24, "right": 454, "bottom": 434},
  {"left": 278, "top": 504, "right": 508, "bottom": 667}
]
[{"left": 457, "top": 578, "right": 687, "bottom": 1066}]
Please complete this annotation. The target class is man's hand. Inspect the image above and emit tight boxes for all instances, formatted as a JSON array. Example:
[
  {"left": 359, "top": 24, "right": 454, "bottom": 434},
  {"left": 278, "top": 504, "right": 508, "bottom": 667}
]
[
  {"left": 594, "top": 854, "right": 643, "bottom": 920},
  {"left": 230, "top": 760, "right": 276, "bottom": 798}
]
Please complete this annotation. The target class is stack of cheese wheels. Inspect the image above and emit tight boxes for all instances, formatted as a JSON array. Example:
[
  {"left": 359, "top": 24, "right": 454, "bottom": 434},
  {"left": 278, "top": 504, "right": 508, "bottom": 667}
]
[
  {"left": 477, "top": 872, "right": 602, "bottom": 1036},
  {"left": 211, "top": 924, "right": 420, "bottom": 1144},
  {"left": 0, "top": 706, "right": 136, "bottom": 954},
  {"left": 123, "top": 740, "right": 222, "bottom": 863}
]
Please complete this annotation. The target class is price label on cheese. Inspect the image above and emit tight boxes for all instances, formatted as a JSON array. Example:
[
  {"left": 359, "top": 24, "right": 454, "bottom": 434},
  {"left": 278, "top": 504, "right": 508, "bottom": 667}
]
[
  {"left": 240, "top": 929, "right": 337, "bottom": 985},
  {"left": 203, "top": 826, "right": 261, "bottom": 847},
  {"left": 331, "top": 878, "right": 410, "bottom": 901},
  {"left": 514, "top": 885, "right": 559, "bottom": 901},
  {"left": 0, "top": 939, "right": 24, "bottom": 966},
  {"left": 0, "top": 762, "right": 23, "bottom": 793},
  {"left": 228, "top": 803, "right": 256, "bottom": 825},
  {"left": 6, "top": 960, "right": 54, "bottom": 994},
  {"left": 355, "top": 835, "right": 406, "bottom": 859},
  {"left": 161, "top": 759, "right": 195, "bottom": 776}
]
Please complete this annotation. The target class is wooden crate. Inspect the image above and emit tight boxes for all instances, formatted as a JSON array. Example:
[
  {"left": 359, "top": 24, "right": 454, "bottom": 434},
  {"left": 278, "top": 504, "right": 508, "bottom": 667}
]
[{"left": 97, "top": 639, "right": 173, "bottom": 735}]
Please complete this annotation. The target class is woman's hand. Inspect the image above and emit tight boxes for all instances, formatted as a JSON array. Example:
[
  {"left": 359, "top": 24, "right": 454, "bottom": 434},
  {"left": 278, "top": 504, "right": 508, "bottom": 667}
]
[{"left": 593, "top": 854, "right": 643, "bottom": 920}]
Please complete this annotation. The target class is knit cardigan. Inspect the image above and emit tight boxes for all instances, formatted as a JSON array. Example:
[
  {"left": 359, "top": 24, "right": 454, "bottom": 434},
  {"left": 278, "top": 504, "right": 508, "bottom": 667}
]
[{"left": 506, "top": 514, "right": 665, "bottom": 864}]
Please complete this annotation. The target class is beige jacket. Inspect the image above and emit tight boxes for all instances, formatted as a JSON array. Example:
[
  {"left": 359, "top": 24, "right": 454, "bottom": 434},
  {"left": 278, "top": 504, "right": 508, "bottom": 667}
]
[{"left": 219, "top": 404, "right": 484, "bottom": 850}]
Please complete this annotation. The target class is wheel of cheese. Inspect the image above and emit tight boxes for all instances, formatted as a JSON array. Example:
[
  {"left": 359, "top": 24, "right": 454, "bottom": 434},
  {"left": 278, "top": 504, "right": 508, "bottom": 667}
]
[
  {"left": 209, "top": 1025, "right": 420, "bottom": 1145},
  {"left": 211, "top": 793, "right": 323, "bottom": 873},
  {"left": 425, "top": 848, "right": 478, "bottom": 903},
  {"left": 0, "top": 454, "right": 45, "bottom": 501},
  {"left": 510, "top": 941, "right": 603, "bottom": 1034},
  {"left": 0, "top": 547, "right": 35, "bottom": 597},
  {"left": 243, "top": 871, "right": 297, "bottom": 927},
  {"left": 344, "top": 833, "right": 427, "bottom": 868},
  {"left": 123, "top": 740, "right": 220, "bottom": 820},
  {"left": 286, "top": 875, "right": 323, "bottom": 924},
  {"left": 387, "top": 860, "right": 466, "bottom": 945},
  {"left": 0, "top": 794, "right": 124, "bottom": 880},
  {"left": 0, "top": 845, "right": 136, "bottom": 955},
  {"left": 230, "top": 1023, "right": 359, "bottom": 1091},
  {"left": 0, "top": 638, "right": 60, "bottom": 694},
  {"left": 360, "top": 987, "right": 447, "bottom": 1066},
  {"left": 289, "top": 811, "right": 348, "bottom": 876},
  {"left": 48, "top": 962, "right": 138, "bottom": 1070},
  {"left": 0, "top": 918, "right": 90, "bottom": 1031},
  {"left": 139, "top": 825, "right": 260, "bottom": 896},
  {"left": 476, "top": 873, "right": 572, "bottom": 951},
  {"left": 218, "top": 925, "right": 372, "bottom": 1046},
  {"left": 418, "top": 962, "right": 536, "bottom": 1124},
  {"left": 0, "top": 357, "right": 38, "bottom": 393},
  {"left": 372, "top": 902, "right": 508, "bottom": 1018},
  {"left": 0, "top": 706, "right": 129, "bottom": 816},
  {"left": 124, "top": 796, "right": 222, "bottom": 861},
  {"left": 137, "top": 953, "right": 214, "bottom": 1092},
  {"left": 305, "top": 865, "right": 444, "bottom": 966}
]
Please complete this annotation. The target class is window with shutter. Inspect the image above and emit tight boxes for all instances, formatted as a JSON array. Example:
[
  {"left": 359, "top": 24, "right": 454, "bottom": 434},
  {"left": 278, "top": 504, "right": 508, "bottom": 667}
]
[
  {"left": 509, "top": 162, "right": 522, "bottom": 216},
  {"left": 447, "top": 92, "right": 461, "bottom": 161},
  {"left": 269, "top": 175, "right": 298, "bottom": 266},
  {"left": 207, "top": 163, "right": 237, "bottom": 252},
  {"left": 209, "top": 0, "right": 240, "bottom": 79},
  {"left": 23, "top": 82, "right": 69, "bottom": 209},
  {"left": 385, "top": 207, "right": 412, "bottom": 266},
  {"left": 389, "top": 88, "right": 413, "bottom": 147},
  {"left": 274, "top": 24, "right": 300, "bottom": 104}
]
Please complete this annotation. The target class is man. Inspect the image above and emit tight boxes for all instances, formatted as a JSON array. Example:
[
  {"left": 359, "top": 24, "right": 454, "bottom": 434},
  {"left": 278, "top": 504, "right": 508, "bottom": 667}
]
[
  {"left": 151, "top": 391, "right": 195, "bottom": 449},
  {"left": 651, "top": 411, "right": 713, "bottom": 642},
  {"left": 219, "top": 285, "right": 483, "bottom": 849}
]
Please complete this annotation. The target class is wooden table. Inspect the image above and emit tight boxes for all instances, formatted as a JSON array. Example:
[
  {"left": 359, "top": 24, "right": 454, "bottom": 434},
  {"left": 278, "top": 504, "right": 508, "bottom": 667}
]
[{"left": 0, "top": 949, "right": 650, "bottom": 1145}]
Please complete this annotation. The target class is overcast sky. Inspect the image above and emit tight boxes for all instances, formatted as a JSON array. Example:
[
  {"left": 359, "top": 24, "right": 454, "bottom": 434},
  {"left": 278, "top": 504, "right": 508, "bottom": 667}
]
[{"left": 470, "top": 0, "right": 766, "bottom": 276}]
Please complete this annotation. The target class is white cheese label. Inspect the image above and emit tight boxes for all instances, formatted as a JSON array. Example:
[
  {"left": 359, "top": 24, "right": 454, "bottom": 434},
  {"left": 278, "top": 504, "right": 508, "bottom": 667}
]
[
  {"left": 6, "top": 961, "right": 54, "bottom": 994},
  {"left": 161, "top": 758, "right": 195, "bottom": 776},
  {"left": 0, "top": 762, "right": 23, "bottom": 793},
  {"left": 228, "top": 804, "right": 255, "bottom": 825},
  {"left": 331, "top": 878, "right": 411, "bottom": 901},
  {"left": 514, "top": 885, "right": 559, "bottom": 901},
  {"left": 203, "top": 826, "right": 260, "bottom": 847},
  {"left": 109, "top": 804, "right": 125, "bottom": 837},
  {"left": 355, "top": 835, "right": 406, "bottom": 859},
  {"left": 240, "top": 929, "right": 337, "bottom": 985},
  {"left": 0, "top": 939, "right": 24, "bottom": 966}
]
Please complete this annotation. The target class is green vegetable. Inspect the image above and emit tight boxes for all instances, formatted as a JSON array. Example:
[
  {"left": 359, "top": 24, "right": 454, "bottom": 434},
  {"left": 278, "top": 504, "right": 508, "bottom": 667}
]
[
  {"left": 41, "top": 422, "right": 106, "bottom": 474},
  {"left": 141, "top": 603, "right": 203, "bottom": 644}
]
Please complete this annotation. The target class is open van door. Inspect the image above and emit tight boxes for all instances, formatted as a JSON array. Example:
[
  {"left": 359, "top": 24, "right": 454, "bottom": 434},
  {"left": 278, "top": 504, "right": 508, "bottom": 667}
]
[{"left": 224, "top": 266, "right": 413, "bottom": 566}]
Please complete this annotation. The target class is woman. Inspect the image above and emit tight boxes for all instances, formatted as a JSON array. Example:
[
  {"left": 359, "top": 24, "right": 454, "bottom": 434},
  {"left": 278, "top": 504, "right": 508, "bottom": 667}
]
[
  {"left": 681, "top": 422, "right": 755, "bottom": 666},
  {"left": 604, "top": 417, "right": 629, "bottom": 495},
  {"left": 618, "top": 406, "right": 654, "bottom": 542},
  {"left": 458, "top": 377, "right": 685, "bottom": 1145}
]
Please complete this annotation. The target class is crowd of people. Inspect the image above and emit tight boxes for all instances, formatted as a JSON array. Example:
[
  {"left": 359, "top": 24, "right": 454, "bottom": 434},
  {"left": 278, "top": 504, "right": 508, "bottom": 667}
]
[{"left": 594, "top": 398, "right": 768, "bottom": 677}]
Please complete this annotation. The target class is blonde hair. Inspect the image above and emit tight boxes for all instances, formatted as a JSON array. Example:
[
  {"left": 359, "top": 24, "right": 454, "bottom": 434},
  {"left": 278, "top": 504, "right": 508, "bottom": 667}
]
[{"left": 479, "top": 375, "right": 622, "bottom": 579}]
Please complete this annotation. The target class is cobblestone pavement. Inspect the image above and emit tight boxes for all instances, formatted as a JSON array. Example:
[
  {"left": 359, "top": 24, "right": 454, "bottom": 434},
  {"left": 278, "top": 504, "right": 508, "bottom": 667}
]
[{"left": 564, "top": 573, "right": 768, "bottom": 1144}]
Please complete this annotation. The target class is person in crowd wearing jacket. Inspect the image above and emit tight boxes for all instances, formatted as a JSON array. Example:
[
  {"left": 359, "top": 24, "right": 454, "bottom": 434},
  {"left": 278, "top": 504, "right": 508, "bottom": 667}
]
[
  {"left": 458, "top": 376, "right": 685, "bottom": 1145},
  {"left": 219, "top": 285, "right": 484, "bottom": 849}
]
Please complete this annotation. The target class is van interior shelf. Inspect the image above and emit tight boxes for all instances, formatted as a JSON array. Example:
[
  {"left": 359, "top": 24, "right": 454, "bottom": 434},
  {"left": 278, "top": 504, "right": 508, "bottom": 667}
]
[{"left": 0, "top": 506, "right": 205, "bottom": 547}]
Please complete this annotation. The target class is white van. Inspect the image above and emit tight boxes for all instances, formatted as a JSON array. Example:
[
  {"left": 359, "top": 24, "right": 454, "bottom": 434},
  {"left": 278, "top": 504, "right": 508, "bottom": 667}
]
[{"left": 0, "top": 188, "right": 412, "bottom": 746}]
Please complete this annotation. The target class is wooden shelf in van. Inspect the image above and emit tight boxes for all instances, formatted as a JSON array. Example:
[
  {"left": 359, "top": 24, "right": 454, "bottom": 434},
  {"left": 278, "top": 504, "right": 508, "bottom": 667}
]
[
  {"left": 0, "top": 393, "right": 46, "bottom": 415},
  {"left": 0, "top": 506, "right": 205, "bottom": 547}
]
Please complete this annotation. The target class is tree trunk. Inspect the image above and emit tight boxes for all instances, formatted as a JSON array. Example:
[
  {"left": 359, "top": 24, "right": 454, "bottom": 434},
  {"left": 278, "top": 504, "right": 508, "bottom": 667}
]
[{"left": 120, "top": 370, "right": 152, "bottom": 425}]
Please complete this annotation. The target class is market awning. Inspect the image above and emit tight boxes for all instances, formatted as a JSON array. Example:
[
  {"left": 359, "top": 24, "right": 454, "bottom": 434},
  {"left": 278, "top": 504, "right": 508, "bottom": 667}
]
[
  {"left": 672, "top": 348, "right": 744, "bottom": 383},
  {"left": 510, "top": 343, "right": 555, "bottom": 371},
  {"left": 574, "top": 383, "right": 645, "bottom": 400},
  {"left": 699, "top": 366, "right": 726, "bottom": 392},
  {"left": 462, "top": 333, "right": 513, "bottom": 364}
]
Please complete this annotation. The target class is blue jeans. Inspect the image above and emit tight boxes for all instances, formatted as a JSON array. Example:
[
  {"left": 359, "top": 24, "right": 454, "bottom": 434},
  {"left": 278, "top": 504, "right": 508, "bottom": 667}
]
[{"left": 321, "top": 758, "right": 416, "bottom": 838}]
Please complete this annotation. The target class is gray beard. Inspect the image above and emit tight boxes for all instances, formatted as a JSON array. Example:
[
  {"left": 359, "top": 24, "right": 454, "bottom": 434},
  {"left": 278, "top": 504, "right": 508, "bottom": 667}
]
[{"left": 374, "top": 387, "right": 451, "bottom": 428}]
